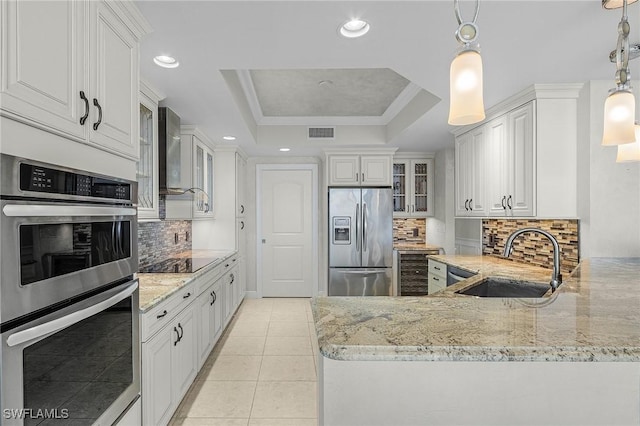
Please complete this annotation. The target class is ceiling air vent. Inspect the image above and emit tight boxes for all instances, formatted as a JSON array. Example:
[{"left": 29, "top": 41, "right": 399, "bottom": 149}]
[{"left": 308, "top": 127, "right": 335, "bottom": 140}]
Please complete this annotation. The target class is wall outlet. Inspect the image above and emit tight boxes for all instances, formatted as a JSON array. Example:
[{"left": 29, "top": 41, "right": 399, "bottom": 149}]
[
  {"left": 412, "top": 228, "right": 419, "bottom": 237},
  {"left": 174, "top": 233, "right": 179, "bottom": 244},
  {"left": 185, "top": 231, "right": 190, "bottom": 242}
]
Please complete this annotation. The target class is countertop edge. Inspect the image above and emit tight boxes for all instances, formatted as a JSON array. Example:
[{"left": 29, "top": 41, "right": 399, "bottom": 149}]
[{"left": 318, "top": 343, "right": 640, "bottom": 362}]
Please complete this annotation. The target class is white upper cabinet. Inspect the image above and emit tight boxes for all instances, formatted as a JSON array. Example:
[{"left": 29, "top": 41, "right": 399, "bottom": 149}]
[
  {"left": 326, "top": 150, "right": 396, "bottom": 186},
  {"left": 87, "top": 1, "right": 140, "bottom": 157},
  {"left": 455, "top": 126, "right": 487, "bottom": 217},
  {"left": 165, "top": 126, "right": 215, "bottom": 220},
  {"left": 393, "top": 156, "right": 435, "bottom": 218},
  {"left": 0, "top": 0, "right": 86, "bottom": 139},
  {"left": 486, "top": 106, "right": 535, "bottom": 217},
  {"left": 454, "top": 84, "right": 581, "bottom": 219},
  {"left": 505, "top": 102, "right": 535, "bottom": 216},
  {"left": 0, "top": 0, "right": 149, "bottom": 159},
  {"left": 137, "top": 80, "right": 165, "bottom": 221},
  {"left": 236, "top": 152, "right": 246, "bottom": 217},
  {"left": 206, "top": 146, "right": 248, "bottom": 252}
]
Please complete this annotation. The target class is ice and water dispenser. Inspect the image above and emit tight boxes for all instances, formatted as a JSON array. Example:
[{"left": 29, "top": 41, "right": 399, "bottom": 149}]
[{"left": 332, "top": 217, "right": 351, "bottom": 245}]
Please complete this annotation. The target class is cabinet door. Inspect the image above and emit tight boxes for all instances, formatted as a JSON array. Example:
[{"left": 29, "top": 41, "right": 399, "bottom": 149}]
[
  {"left": 88, "top": 1, "right": 139, "bottom": 158},
  {"left": 225, "top": 271, "right": 235, "bottom": 322},
  {"left": 237, "top": 218, "right": 246, "bottom": 255},
  {"left": 508, "top": 102, "right": 535, "bottom": 216},
  {"left": 196, "top": 288, "right": 214, "bottom": 369},
  {"left": 137, "top": 92, "right": 159, "bottom": 220},
  {"left": 468, "top": 127, "right": 487, "bottom": 216},
  {"left": 0, "top": 0, "right": 87, "bottom": 140},
  {"left": 410, "top": 159, "right": 434, "bottom": 217},
  {"left": 236, "top": 153, "right": 246, "bottom": 217},
  {"left": 328, "top": 155, "right": 360, "bottom": 186},
  {"left": 193, "top": 141, "right": 214, "bottom": 218},
  {"left": 361, "top": 156, "right": 391, "bottom": 186},
  {"left": 142, "top": 327, "right": 174, "bottom": 426},
  {"left": 486, "top": 117, "right": 510, "bottom": 216},
  {"left": 211, "top": 281, "right": 223, "bottom": 342},
  {"left": 171, "top": 307, "right": 198, "bottom": 404},
  {"left": 455, "top": 133, "right": 473, "bottom": 216},
  {"left": 392, "top": 161, "right": 409, "bottom": 217}
]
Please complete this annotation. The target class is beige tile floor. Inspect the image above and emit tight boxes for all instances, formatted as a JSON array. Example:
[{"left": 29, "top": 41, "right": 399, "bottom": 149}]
[{"left": 169, "top": 298, "right": 319, "bottom": 426}]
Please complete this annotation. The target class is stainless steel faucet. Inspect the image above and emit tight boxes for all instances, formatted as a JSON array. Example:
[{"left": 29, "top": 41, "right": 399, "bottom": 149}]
[{"left": 503, "top": 228, "right": 562, "bottom": 292}]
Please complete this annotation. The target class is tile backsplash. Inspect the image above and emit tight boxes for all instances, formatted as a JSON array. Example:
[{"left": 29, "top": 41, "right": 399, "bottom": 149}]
[
  {"left": 138, "top": 220, "right": 192, "bottom": 268},
  {"left": 482, "top": 219, "right": 579, "bottom": 274},
  {"left": 393, "top": 218, "right": 426, "bottom": 243}
]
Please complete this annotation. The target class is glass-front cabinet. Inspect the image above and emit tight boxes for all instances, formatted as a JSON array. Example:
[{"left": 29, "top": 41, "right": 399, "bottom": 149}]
[
  {"left": 136, "top": 81, "right": 164, "bottom": 220},
  {"left": 192, "top": 140, "right": 214, "bottom": 218},
  {"left": 393, "top": 157, "right": 435, "bottom": 217}
]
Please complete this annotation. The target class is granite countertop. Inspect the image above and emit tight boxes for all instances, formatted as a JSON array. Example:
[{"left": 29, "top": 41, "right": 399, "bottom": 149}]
[
  {"left": 393, "top": 242, "right": 442, "bottom": 252},
  {"left": 312, "top": 256, "right": 640, "bottom": 362},
  {"left": 137, "top": 249, "right": 235, "bottom": 312}
]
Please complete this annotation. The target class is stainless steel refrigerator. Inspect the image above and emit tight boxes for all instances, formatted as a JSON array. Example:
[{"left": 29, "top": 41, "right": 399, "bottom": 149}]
[{"left": 328, "top": 187, "right": 393, "bottom": 296}]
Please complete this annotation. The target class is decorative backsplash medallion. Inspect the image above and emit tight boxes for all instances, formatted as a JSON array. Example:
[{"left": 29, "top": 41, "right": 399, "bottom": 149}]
[
  {"left": 482, "top": 219, "right": 579, "bottom": 274},
  {"left": 393, "top": 218, "right": 426, "bottom": 243}
]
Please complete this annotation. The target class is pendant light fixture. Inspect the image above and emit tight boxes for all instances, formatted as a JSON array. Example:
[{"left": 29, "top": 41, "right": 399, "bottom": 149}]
[
  {"left": 617, "top": 124, "right": 640, "bottom": 162},
  {"left": 602, "top": 0, "right": 637, "bottom": 146},
  {"left": 448, "top": 0, "right": 485, "bottom": 126}
]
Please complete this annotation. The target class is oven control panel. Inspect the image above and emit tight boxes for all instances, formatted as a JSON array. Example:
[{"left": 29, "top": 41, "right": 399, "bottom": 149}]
[{"left": 19, "top": 163, "right": 132, "bottom": 202}]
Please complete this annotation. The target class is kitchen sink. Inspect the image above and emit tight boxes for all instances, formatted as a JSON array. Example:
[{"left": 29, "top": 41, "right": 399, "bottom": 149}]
[{"left": 455, "top": 277, "right": 551, "bottom": 298}]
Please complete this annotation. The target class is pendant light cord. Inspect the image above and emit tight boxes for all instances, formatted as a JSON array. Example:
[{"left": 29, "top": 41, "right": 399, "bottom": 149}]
[
  {"left": 614, "top": 0, "right": 631, "bottom": 87},
  {"left": 453, "top": 0, "right": 479, "bottom": 25}
]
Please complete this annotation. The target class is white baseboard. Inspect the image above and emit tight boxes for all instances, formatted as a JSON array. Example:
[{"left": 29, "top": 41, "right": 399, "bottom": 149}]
[{"left": 244, "top": 291, "right": 260, "bottom": 299}]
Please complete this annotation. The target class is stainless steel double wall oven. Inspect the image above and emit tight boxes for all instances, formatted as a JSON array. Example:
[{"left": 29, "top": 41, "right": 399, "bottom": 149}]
[{"left": 0, "top": 155, "right": 139, "bottom": 425}]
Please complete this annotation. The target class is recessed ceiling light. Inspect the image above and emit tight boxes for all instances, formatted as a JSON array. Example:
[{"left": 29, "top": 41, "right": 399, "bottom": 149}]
[
  {"left": 222, "top": 135, "right": 236, "bottom": 141},
  {"left": 153, "top": 55, "right": 179, "bottom": 68},
  {"left": 339, "top": 19, "right": 370, "bottom": 38},
  {"left": 279, "top": 148, "right": 291, "bottom": 152}
]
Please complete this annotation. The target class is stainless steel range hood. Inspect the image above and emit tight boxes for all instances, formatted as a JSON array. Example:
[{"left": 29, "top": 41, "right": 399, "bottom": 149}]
[{"left": 158, "top": 107, "right": 186, "bottom": 195}]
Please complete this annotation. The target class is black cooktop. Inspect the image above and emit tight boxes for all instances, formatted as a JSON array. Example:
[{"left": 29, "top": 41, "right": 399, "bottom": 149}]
[{"left": 138, "top": 257, "right": 219, "bottom": 274}]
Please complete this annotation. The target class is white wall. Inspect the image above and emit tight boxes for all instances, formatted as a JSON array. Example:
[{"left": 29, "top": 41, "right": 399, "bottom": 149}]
[
  {"left": 577, "top": 81, "right": 640, "bottom": 258},
  {"left": 426, "top": 148, "right": 455, "bottom": 254}
]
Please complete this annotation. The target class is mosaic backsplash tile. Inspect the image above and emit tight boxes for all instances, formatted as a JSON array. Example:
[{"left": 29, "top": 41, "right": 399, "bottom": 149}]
[
  {"left": 138, "top": 218, "right": 192, "bottom": 268},
  {"left": 394, "top": 218, "right": 426, "bottom": 243},
  {"left": 482, "top": 219, "right": 579, "bottom": 274}
]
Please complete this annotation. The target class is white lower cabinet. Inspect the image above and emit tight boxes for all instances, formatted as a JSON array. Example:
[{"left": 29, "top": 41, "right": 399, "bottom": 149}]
[
  {"left": 141, "top": 253, "right": 243, "bottom": 426},
  {"left": 142, "top": 302, "right": 196, "bottom": 426},
  {"left": 196, "top": 279, "right": 223, "bottom": 369},
  {"left": 427, "top": 260, "right": 447, "bottom": 294}
]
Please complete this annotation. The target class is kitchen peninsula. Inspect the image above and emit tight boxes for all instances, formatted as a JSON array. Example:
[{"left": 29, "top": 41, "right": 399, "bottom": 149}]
[{"left": 312, "top": 256, "right": 640, "bottom": 426}]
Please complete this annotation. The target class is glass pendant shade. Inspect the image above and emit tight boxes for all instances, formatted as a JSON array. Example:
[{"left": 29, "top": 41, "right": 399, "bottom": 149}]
[
  {"left": 616, "top": 125, "right": 640, "bottom": 162},
  {"left": 602, "top": 0, "right": 638, "bottom": 9},
  {"left": 602, "top": 90, "right": 636, "bottom": 145},
  {"left": 448, "top": 50, "right": 485, "bottom": 126}
]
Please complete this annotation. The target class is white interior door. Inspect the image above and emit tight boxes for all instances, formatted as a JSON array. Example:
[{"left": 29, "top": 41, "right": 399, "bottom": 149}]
[{"left": 259, "top": 166, "right": 316, "bottom": 297}]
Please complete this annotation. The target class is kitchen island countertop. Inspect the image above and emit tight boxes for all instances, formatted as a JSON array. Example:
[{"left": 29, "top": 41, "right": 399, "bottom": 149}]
[{"left": 312, "top": 256, "right": 640, "bottom": 362}]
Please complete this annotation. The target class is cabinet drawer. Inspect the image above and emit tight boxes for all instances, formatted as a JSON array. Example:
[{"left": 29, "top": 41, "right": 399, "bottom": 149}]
[
  {"left": 195, "top": 263, "right": 224, "bottom": 295},
  {"left": 142, "top": 285, "right": 196, "bottom": 342},
  {"left": 428, "top": 260, "right": 447, "bottom": 278},
  {"left": 428, "top": 273, "right": 446, "bottom": 294}
]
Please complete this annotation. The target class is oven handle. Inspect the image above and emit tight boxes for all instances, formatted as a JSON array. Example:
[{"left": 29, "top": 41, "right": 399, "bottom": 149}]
[
  {"left": 6, "top": 281, "right": 138, "bottom": 348},
  {"left": 2, "top": 204, "right": 137, "bottom": 217}
]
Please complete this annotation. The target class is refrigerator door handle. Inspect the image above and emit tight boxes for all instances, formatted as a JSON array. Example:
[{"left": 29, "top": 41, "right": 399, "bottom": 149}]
[
  {"left": 362, "top": 202, "right": 368, "bottom": 252},
  {"left": 340, "top": 269, "right": 387, "bottom": 275},
  {"left": 355, "top": 203, "right": 360, "bottom": 252}
]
